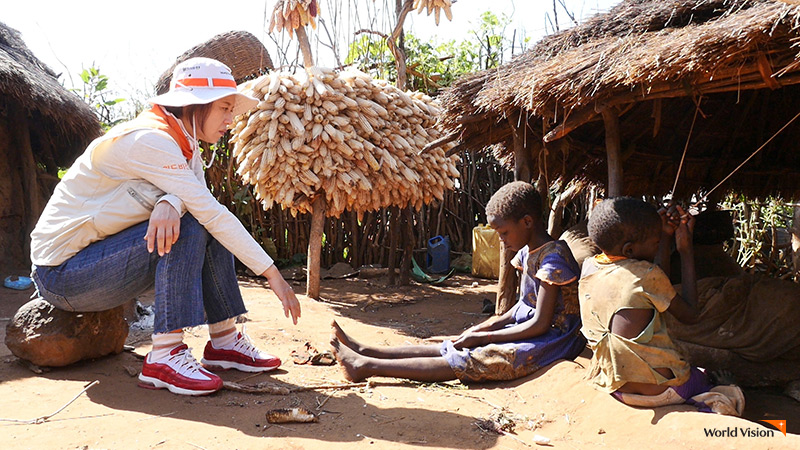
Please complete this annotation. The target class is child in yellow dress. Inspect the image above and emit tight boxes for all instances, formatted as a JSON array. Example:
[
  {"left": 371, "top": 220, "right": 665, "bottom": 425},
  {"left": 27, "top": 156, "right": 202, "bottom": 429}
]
[{"left": 579, "top": 197, "right": 744, "bottom": 415}]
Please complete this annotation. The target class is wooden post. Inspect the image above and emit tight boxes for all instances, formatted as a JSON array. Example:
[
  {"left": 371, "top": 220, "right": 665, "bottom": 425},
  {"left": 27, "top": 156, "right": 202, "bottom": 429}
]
[
  {"left": 9, "top": 104, "right": 40, "bottom": 261},
  {"left": 792, "top": 205, "right": 800, "bottom": 281},
  {"left": 601, "top": 108, "right": 623, "bottom": 197},
  {"left": 495, "top": 245, "right": 518, "bottom": 315},
  {"left": 399, "top": 206, "right": 413, "bottom": 285},
  {"left": 388, "top": 0, "right": 413, "bottom": 90},
  {"left": 294, "top": 24, "right": 323, "bottom": 297},
  {"left": 495, "top": 115, "right": 530, "bottom": 314},
  {"left": 295, "top": 27, "right": 315, "bottom": 69},
  {"left": 306, "top": 195, "right": 326, "bottom": 299},
  {"left": 509, "top": 114, "right": 534, "bottom": 183},
  {"left": 548, "top": 183, "right": 579, "bottom": 238},
  {"left": 349, "top": 212, "right": 360, "bottom": 269},
  {"left": 388, "top": 207, "right": 399, "bottom": 285}
]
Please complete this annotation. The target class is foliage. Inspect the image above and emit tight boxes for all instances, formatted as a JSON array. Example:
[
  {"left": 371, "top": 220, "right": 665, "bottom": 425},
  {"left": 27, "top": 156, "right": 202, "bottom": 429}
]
[
  {"left": 73, "top": 66, "right": 126, "bottom": 130},
  {"left": 721, "top": 194, "right": 796, "bottom": 279},
  {"left": 344, "top": 11, "right": 523, "bottom": 95},
  {"left": 470, "top": 11, "right": 513, "bottom": 70},
  {"left": 345, "top": 34, "right": 396, "bottom": 80}
]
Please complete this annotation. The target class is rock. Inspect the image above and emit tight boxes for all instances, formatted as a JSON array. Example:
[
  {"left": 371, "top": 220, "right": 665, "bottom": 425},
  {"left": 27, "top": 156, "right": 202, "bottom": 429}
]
[
  {"left": 322, "top": 262, "right": 358, "bottom": 279},
  {"left": 4, "top": 299, "right": 128, "bottom": 367}
]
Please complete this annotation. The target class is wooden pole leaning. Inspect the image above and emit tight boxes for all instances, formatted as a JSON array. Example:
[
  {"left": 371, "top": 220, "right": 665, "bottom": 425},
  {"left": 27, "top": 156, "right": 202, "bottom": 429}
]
[
  {"left": 601, "top": 107, "right": 623, "bottom": 197},
  {"left": 495, "top": 114, "right": 532, "bottom": 314},
  {"left": 307, "top": 194, "right": 326, "bottom": 299}
]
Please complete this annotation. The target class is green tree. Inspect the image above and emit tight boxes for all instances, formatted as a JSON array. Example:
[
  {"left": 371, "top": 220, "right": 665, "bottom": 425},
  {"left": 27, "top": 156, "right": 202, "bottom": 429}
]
[
  {"left": 344, "top": 11, "right": 522, "bottom": 95},
  {"left": 74, "top": 66, "right": 126, "bottom": 130}
]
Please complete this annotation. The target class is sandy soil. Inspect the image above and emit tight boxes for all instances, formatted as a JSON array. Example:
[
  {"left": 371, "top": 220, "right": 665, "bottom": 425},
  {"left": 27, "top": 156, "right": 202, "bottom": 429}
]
[{"left": 1, "top": 271, "right": 799, "bottom": 450}]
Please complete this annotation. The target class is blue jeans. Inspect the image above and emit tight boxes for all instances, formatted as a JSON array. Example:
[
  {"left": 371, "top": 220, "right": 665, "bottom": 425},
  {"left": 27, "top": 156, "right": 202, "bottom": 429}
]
[{"left": 32, "top": 214, "right": 247, "bottom": 333}]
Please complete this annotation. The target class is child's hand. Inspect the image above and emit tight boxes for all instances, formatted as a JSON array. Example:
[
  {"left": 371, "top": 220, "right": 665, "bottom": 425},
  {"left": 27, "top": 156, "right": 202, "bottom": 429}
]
[
  {"left": 674, "top": 205, "right": 695, "bottom": 254},
  {"left": 658, "top": 205, "right": 679, "bottom": 237},
  {"left": 452, "top": 330, "right": 491, "bottom": 349}
]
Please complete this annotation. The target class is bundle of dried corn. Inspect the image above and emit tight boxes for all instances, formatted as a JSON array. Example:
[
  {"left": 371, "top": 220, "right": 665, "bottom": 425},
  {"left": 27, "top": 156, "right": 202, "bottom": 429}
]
[
  {"left": 269, "top": 0, "right": 318, "bottom": 38},
  {"left": 413, "top": 0, "right": 453, "bottom": 25},
  {"left": 231, "top": 66, "right": 459, "bottom": 219}
]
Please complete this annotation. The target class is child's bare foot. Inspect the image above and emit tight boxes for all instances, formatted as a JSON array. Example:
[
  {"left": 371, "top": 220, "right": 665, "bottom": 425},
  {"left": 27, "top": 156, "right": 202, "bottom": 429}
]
[
  {"left": 330, "top": 336, "right": 369, "bottom": 382},
  {"left": 709, "top": 369, "right": 737, "bottom": 385},
  {"left": 331, "top": 320, "right": 366, "bottom": 354}
]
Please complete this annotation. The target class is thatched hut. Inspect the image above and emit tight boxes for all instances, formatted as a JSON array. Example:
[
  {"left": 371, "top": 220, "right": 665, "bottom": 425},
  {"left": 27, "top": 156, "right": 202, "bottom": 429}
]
[
  {"left": 437, "top": 0, "right": 800, "bottom": 384},
  {"left": 0, "top": 22, "right": 100, "bottom": 271},
  {"left": 437, "top": 0, "right": 800, "bottom": 201},
  {"left": 154, "top": 31, "right": 274, "bottom": 95}
]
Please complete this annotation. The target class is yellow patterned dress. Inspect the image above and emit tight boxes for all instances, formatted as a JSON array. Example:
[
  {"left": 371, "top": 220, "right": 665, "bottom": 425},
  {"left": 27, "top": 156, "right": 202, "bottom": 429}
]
[{"left": 579, "top": 257, "right": 690, "bottom": 393}]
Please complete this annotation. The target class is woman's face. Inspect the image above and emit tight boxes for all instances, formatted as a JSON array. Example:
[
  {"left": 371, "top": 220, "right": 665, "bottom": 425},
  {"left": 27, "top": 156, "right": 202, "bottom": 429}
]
[{"left": 196, "top": 96, "right": 235, "bottom": 143}]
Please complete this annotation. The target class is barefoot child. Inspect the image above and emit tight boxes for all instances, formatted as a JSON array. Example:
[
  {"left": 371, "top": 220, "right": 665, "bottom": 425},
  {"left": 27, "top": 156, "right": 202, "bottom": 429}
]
[
  {"left": 331, "top": 181, "right": 586, "bottom": 383},
  {"left": 579, "top": 197, "right": 744, "bottom": 415}
]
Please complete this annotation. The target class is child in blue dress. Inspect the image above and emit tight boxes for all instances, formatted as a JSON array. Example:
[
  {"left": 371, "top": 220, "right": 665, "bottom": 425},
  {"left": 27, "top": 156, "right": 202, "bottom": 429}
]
[{"left": 331, "top": 181, "right": 586, "bottom": 383}]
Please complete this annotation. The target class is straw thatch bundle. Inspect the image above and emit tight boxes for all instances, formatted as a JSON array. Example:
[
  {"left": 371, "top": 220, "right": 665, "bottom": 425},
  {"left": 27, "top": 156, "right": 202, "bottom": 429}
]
[
  {"left": 480, "top": 0, "right": 800, "bottom": 121},
  {"left": 231, "top": 66, "right": 459, "bottom": 218},
  {"left": 155, "top": 31, "right": 274, "bottom": 95},
  {"left": 438, "top": 0, "right": 800, "bottom": 198},
  {"left": 0, "top": 23, "right": 100, "bottom": 159}
]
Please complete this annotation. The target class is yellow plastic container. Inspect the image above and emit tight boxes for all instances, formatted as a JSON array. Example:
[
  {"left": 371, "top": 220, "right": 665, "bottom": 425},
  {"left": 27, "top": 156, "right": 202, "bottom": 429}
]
[{"left": 472, "top": 224, "right": 500, "bottom": 279}]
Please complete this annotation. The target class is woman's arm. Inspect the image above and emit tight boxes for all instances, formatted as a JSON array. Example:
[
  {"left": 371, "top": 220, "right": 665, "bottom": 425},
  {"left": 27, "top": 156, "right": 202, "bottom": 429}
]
[
  {"left": 121, "top": 132, "right": 274, "bottom": 275},
  {"left": 262, "top": 265, "right": 301, "bottom": 324}
]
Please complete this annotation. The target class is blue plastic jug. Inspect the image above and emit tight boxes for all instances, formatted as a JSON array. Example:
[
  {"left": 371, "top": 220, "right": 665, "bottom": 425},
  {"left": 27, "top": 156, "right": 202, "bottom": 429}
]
[{"left": 426, "top": 235, "right": 451, "bottom": 274}]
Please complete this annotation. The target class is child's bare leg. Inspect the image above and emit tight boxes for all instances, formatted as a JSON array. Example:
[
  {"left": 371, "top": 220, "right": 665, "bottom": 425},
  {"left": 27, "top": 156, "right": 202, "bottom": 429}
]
[
  {"left": 332, "top": 320, "right": 441, "bottom": 359},
  {"left": 331, "top": 338, "right": 456, "bottom": 382}
]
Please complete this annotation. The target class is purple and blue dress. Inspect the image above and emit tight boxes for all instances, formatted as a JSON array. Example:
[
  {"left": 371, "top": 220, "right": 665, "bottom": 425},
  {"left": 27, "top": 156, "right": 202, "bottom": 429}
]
[{"left": 441, "top": 240, "right": 586, "bottom": 382}]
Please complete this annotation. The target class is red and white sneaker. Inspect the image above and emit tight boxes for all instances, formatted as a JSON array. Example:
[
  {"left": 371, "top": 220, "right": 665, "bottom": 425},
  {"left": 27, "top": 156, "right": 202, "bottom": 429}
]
[
  {"left": 138, "top": 344, "right": 222, "bottom": 396},
  {"left": 201, "top": 331, "right": 281, "bottom": 373}
]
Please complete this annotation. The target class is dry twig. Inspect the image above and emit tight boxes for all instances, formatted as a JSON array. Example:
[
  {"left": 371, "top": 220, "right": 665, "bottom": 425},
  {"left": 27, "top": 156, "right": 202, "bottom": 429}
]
[
  {"left": 0, "top": 380, "right": 99, "bottom": 424},
  {"left": 222, "top": 380, "right": 371, "bottom": 395}
]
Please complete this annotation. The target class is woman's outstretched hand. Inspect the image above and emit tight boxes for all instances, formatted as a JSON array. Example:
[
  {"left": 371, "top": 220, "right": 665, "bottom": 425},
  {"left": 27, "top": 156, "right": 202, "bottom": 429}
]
[
  {"left": 263, "top": 265, "right": 301, "bottom": 325},
  {"left": 145, "top": 201, "right": 181, "bottom": 256}
]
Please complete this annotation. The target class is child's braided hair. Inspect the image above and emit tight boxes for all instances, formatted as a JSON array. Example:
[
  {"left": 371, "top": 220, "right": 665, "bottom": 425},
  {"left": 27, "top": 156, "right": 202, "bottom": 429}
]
[
  {"left": 485, "top": 181, "right": 542, "bottom": 222},
  {"left": 588, "top": 197, "right": 661, "bottom": 252}
]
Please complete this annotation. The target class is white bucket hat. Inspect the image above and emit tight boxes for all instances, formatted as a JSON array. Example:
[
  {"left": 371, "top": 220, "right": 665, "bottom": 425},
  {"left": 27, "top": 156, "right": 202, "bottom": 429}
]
[{"left": 149, "top": 57, "right": 258, "bottom": 116}]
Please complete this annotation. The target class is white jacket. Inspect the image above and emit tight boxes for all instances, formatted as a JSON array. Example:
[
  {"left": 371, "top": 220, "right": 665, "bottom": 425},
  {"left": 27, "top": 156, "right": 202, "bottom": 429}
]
[{"left": 30, "top": 119, "right": 274, "bottom": 275}]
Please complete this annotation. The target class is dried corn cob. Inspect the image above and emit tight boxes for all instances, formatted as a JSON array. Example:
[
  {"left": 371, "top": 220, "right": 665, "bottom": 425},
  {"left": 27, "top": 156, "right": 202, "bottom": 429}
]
[{"left": 231, "top": 67, "right": 459, "bottom": 218}]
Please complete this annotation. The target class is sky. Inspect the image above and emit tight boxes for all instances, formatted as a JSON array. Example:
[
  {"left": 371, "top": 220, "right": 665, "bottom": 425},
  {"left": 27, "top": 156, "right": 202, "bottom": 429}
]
[{"left": 3, "top": 0, "right": 618, "bottom": 108}]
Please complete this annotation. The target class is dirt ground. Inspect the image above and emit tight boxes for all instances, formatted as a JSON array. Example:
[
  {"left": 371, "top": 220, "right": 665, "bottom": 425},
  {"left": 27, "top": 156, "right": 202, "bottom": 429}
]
[{"left": 1, "top": 270, "right": 799, "bottom": 450}]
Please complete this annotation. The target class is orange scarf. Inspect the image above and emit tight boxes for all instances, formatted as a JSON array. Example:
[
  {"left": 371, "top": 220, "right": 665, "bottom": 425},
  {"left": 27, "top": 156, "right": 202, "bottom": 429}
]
[
  {"left": 594, "top": 252, "right": 627, "bottom": 264},
  {"left": 122, "top": 105, "right": 194, "bottom": 161}
]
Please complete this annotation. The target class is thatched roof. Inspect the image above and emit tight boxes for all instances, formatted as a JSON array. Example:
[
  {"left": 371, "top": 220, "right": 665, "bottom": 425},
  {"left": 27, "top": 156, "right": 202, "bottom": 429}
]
[
  {"left": 155, "top": 31, "right": 274, "bottom": 95},
  {"left": 0, "top": 22, "right": 100, "bottom": 166},
  {"left": 439, "top": 0, "right": 800, "bottom": 199}
]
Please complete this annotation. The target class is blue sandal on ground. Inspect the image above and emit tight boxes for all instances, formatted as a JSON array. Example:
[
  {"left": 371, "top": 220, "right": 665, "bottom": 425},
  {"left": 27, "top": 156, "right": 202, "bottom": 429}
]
[{"left": 4, "top": 276, "right": 33, "bottom": 290}]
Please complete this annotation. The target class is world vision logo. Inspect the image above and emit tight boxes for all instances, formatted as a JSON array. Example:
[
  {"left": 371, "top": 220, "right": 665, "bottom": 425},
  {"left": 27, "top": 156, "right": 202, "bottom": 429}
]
[
  {"left": 761, "top": 420, "right": 787, "bottom": 436},
  {"left": 703, "top": 420, "right": 787, "bottom": 438}
]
